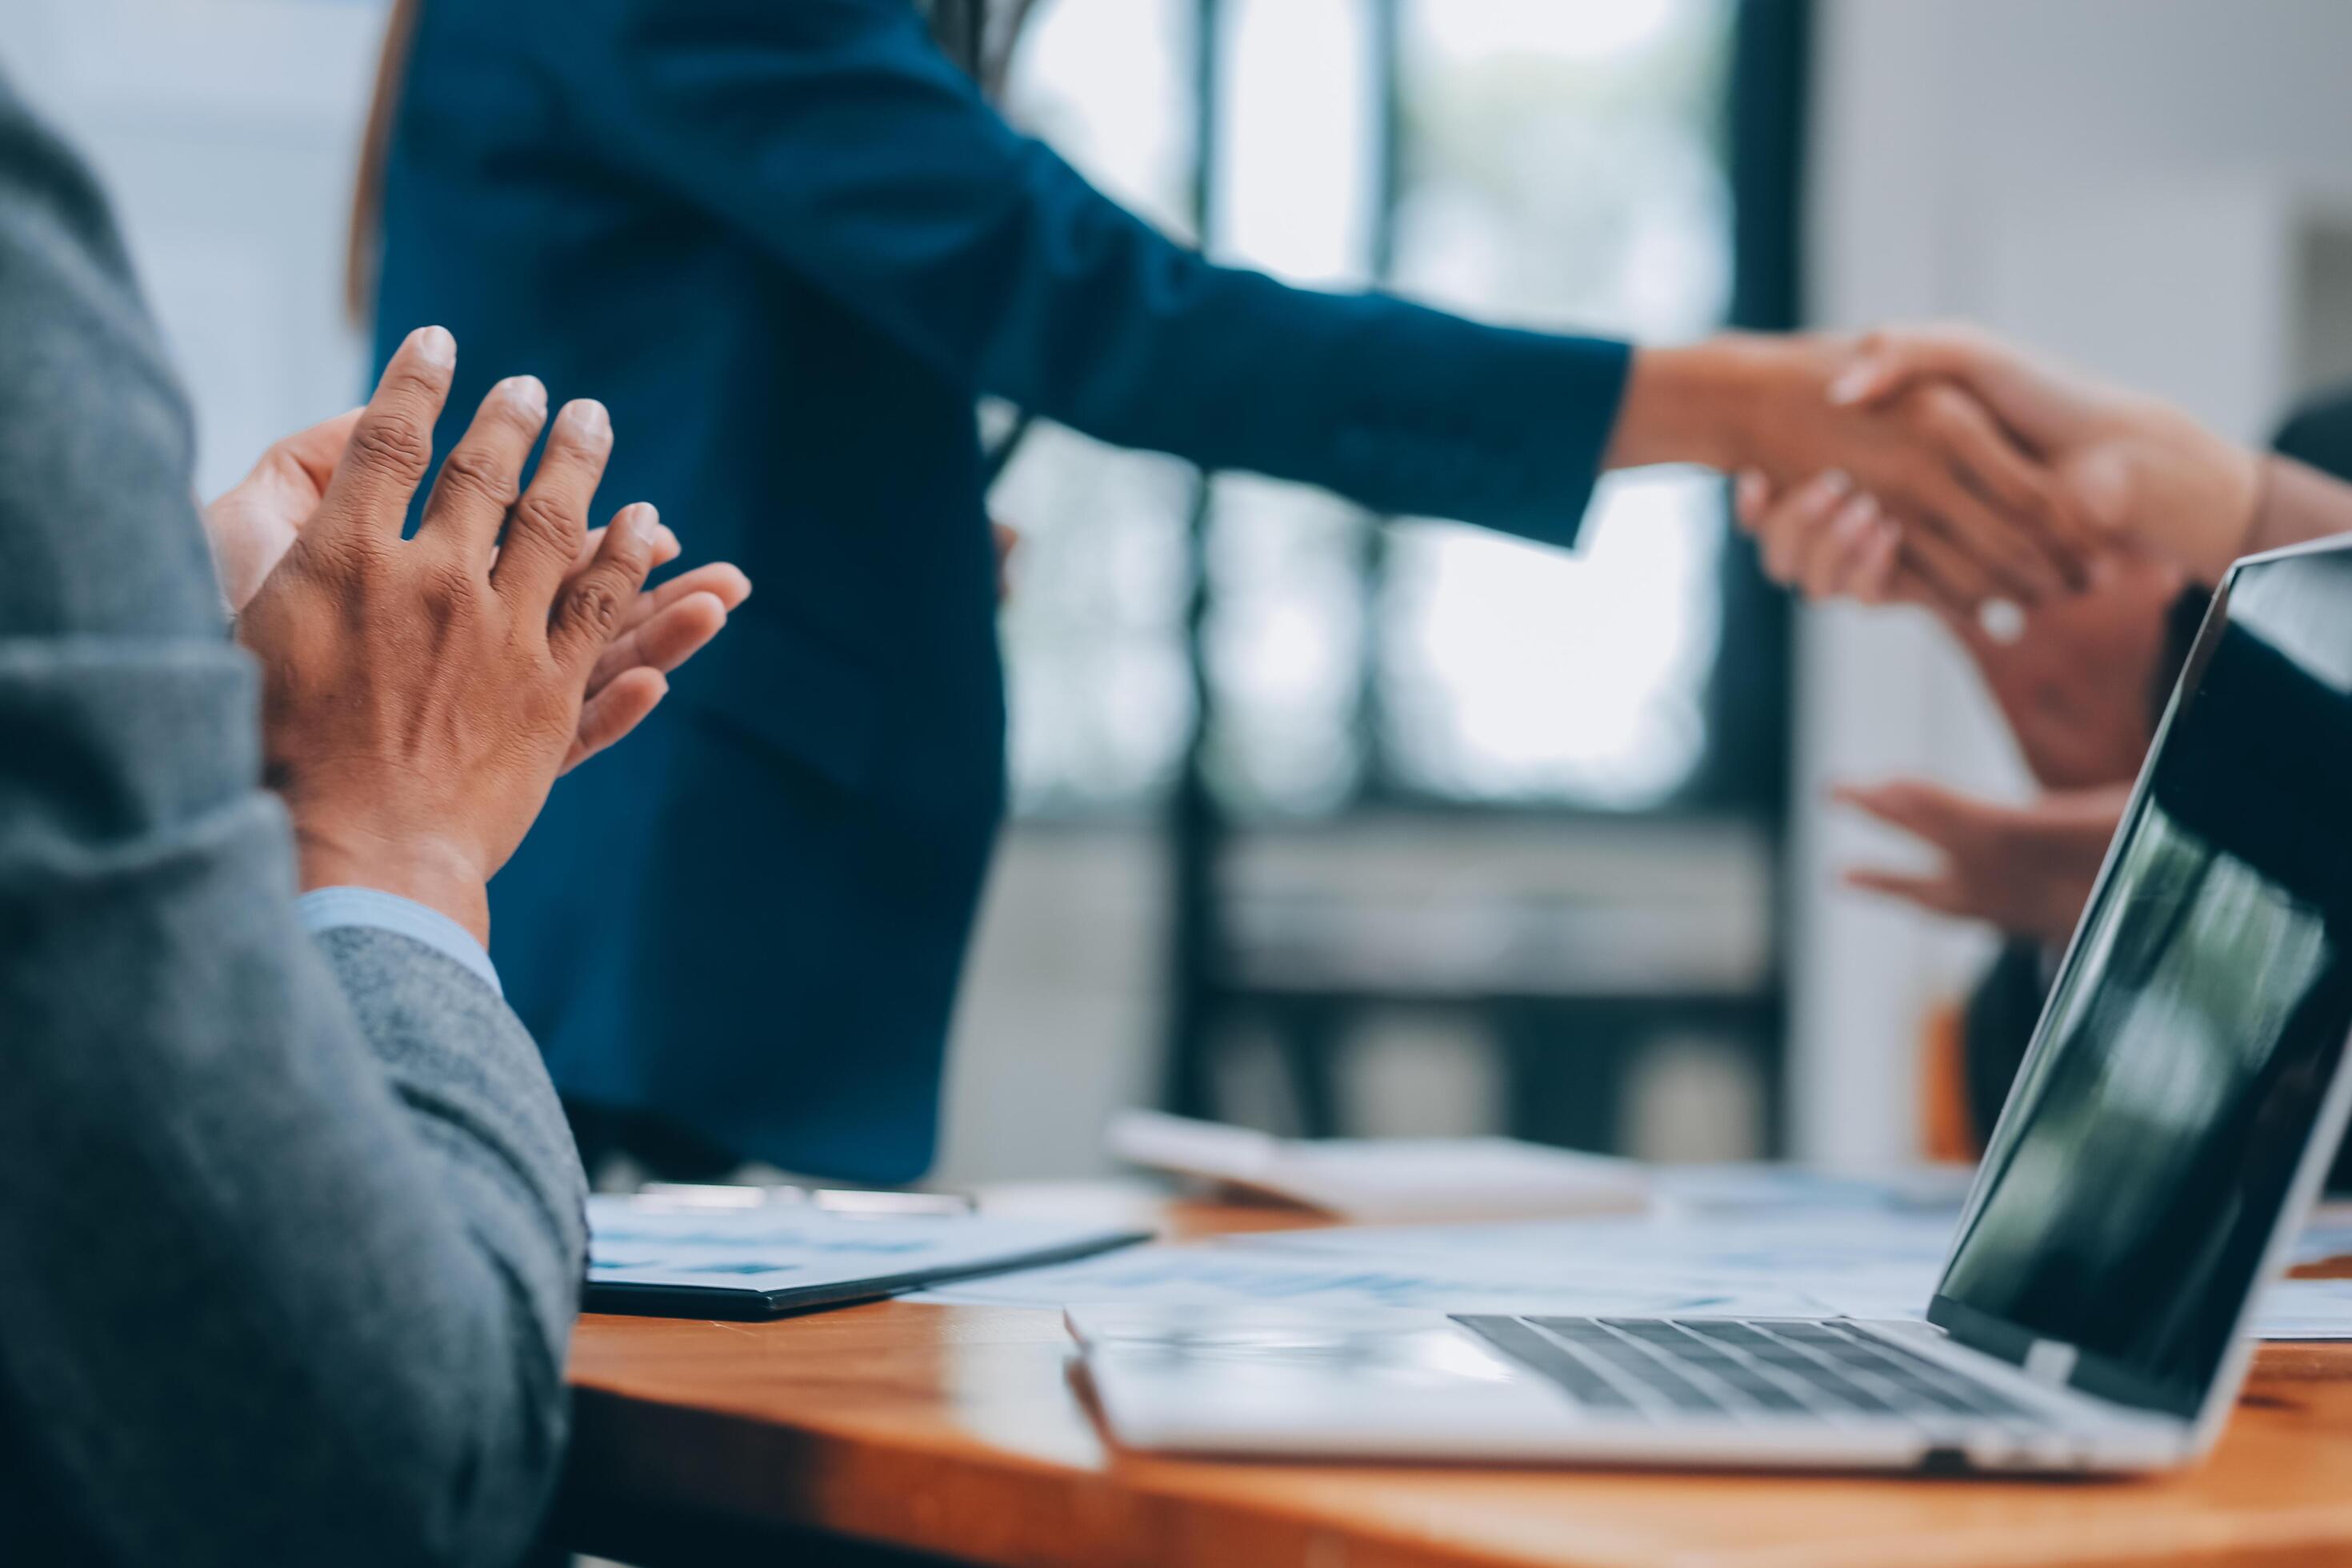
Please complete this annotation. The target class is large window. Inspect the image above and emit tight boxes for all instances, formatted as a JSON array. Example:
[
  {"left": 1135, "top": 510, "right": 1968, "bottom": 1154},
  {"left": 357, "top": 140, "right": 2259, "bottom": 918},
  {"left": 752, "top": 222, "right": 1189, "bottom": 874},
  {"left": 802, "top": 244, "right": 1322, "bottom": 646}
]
[{"left": 997, "top": 0, "right": 1742, "bottom": 819}]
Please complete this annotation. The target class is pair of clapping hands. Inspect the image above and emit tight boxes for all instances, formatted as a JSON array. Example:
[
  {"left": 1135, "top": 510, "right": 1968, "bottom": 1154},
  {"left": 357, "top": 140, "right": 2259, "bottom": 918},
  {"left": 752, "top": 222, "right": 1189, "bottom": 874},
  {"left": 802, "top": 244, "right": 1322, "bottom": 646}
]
[
  {"left": 1740, "top": 327, "right": 2255, "bottom": 946},
  {"left": 209, "top": 327, "right": 751, "bottom": 945}
]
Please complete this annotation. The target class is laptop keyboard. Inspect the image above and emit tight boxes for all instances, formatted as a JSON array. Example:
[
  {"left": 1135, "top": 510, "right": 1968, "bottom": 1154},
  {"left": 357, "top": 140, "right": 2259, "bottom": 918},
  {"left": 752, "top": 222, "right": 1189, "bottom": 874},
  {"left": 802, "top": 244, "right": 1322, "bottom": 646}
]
[{"left": 1454, "top": 1315, "right": 2041, "bottom": 1426}]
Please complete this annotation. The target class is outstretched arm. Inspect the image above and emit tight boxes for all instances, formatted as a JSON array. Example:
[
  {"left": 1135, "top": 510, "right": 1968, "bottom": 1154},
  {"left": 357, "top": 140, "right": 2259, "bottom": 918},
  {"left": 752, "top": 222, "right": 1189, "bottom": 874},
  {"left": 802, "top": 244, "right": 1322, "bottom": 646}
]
[{"left": 496, "top": 0, "right": 2082, "bottom": 600}]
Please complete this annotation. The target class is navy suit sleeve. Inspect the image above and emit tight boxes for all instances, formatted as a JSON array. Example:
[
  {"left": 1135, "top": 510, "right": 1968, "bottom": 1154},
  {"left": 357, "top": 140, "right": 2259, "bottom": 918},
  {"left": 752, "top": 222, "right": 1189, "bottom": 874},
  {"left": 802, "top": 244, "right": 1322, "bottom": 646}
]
[{"left": 562, "top": 0, "right": 1630, "bottom": 546}]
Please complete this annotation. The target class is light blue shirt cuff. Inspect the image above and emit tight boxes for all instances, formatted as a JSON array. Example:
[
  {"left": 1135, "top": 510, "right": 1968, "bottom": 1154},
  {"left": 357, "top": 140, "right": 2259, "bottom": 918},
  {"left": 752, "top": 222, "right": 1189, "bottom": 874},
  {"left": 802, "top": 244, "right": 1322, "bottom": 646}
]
[{"left": 298, "top": 886, "right": 502, "bottom": 998}]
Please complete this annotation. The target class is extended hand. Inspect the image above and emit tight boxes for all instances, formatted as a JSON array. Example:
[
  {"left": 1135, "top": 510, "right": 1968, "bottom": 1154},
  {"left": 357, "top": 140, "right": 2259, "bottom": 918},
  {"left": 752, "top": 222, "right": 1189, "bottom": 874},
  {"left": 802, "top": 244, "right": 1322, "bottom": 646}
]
[
  {"left": 238, "top": 327, "right": 738, "bottom": 942},
  {"left": 1609, "top": 333, "right": 2091, "bottom": 609},
  {"left": 207, "top": 397, "right": 749, "bottom": 773},
  {"left": 1737, "top": 470, "right": 2187, "bottom": 790},
  {"left": 1825, "top": 326, "right": 2262, "bottom": 585},
  {"left": 1834, "top": 779, "right": 2127, "bottom": 948}
]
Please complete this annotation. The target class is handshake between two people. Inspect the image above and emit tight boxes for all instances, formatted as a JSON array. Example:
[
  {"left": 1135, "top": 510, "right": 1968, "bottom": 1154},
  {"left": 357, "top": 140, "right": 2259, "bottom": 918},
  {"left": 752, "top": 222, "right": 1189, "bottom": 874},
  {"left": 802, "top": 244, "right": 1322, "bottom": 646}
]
[
  {"left": 1726, "top": 326, "right": 2282, "bottom": 948},
  {"left": 1618, "top": 326, "right": 2267, "bottom": 614},
  {"left": 207, "top": 326, "right": 752, "bottom": 945}
]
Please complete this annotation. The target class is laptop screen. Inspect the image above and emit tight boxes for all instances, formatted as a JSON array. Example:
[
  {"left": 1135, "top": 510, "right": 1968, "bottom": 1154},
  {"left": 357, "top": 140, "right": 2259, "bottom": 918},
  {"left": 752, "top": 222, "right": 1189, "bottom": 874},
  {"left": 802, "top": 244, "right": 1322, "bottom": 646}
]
[{"left": 1930, "top": 543, "right": 2352, "bottom": 1420}]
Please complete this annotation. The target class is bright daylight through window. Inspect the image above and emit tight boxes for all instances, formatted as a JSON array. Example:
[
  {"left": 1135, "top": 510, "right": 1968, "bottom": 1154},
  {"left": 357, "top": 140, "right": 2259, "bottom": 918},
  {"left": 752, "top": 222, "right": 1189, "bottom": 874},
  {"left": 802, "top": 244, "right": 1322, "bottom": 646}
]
[{"left": 997, "top": 0, "right": 1735, "bottom": 816}]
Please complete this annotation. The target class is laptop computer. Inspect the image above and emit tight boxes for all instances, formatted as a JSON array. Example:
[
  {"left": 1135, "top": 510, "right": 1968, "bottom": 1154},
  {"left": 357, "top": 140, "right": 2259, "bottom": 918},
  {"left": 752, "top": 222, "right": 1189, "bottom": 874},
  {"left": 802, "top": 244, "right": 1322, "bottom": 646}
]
[{"left": 1069, "top": 536, "right": 2352, "bottom": 1474}]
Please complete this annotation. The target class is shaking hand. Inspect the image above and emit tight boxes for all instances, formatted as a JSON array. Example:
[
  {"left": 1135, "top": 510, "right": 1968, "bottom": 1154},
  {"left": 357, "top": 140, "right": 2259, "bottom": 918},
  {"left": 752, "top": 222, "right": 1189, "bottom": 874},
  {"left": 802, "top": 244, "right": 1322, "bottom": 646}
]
[
  {"left": 1609, "top": 333, "right": 2091, "bottom": 610},
  {"left": 1823, "top": 326, "right": 2262, "bottom": 585},
  {"left": 1736, "top": 470, "right": 2189, "bottom": 790},
  {"left": 235, "top": 327, "right": 748, "bottom": 941}
]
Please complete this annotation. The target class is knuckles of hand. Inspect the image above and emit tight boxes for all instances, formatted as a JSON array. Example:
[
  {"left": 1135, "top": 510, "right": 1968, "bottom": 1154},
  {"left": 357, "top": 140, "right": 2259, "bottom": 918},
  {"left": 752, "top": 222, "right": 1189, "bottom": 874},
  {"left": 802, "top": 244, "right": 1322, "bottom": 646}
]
[
  {"left": 238, "top": 532, "right": 593, "bottom": 886},
  {"left": 559, "top": 581, "right": 626, "bottom": 643},
  {"left": 430, "top": 446, "right": 523, "bottom": 513},
  {"left": 510, "top": 492, "right": 585, "bottom": 554},
  {"left": 344, "top": 417, "right": 436, "bottom": 488}
]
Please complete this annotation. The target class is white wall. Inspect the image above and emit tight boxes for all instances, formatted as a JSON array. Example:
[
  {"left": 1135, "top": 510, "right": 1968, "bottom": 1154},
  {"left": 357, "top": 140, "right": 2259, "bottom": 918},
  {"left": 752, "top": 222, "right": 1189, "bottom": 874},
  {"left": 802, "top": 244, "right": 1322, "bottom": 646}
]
[
  {"left": 934, "top": 826, "right": 1168, "bottom": 1183},
  {"left": 1795, "top": 0, "right": 2352, "bottom": 1167},
  {"left": 2, "top": 0, "right": 387, "bottom": 498}
]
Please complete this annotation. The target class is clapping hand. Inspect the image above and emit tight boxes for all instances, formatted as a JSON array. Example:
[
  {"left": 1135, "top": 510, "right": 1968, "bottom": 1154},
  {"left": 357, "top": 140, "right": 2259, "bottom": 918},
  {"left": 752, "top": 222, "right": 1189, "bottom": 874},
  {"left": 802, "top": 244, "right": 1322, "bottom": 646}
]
[
  {"left": 236, "top": 327, "right": 750, "bottom": 941},
  {"left": 206, "top": 385, "right": 750, "bottom": 774}
]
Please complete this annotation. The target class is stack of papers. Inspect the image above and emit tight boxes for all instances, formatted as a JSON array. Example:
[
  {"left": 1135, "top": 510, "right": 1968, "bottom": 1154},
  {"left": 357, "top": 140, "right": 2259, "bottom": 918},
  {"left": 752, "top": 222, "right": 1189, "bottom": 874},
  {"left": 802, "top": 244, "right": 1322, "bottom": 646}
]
[
  {"left": 1108, "top": 1110, "right": 1650, "bottom": 1222},
  {"left": 586, "top": 1194, "right": 1146, "bottom": 1319}
]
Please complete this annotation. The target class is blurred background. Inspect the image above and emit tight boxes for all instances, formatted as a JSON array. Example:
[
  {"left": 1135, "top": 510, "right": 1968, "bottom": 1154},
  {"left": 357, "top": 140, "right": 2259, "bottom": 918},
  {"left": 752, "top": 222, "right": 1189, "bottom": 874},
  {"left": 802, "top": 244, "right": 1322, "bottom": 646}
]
[{"left": 19, "top": 0, "right": 2352, "bottom": 1181}]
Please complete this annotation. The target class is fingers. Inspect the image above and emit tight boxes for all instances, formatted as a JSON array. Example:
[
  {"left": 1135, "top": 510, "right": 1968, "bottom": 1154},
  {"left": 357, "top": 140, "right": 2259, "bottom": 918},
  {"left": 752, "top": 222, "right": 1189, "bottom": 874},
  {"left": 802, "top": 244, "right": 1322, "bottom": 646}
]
[
  {"left": 1739, "top": 469, "right": 1915, "bottom": 608},
  {"left": 576, "top": 562, "right": 747, "bottom": 763},
  {"left": 1917, "top": 385, "right": 2093, "bottom": 583},
  {"left": 549, "top": 502, "right": 661, "bottom": 671},
  {"left": 1892, "top": 518, "right": 2006, "bottom": 617},
  {"left": 1908, "top": 459, "right": 2067, "bottom": 605},
  {"left": 1831, "top": 779, "right": 1984, "bottom": 851},
  {"left": 1734, "top": 469, "right": 1771, "bottom": 531},
  {"left": 1826, "top": 324, "right": 1994, "bottom": 409},
  {"left": 1836, "top": 778, "right": 1979, "bottom": 918},
  {"left": 492, "top": 398, "right": 614, "bottom": 604},
  {"left": 588, "top": 589, "right": 730, "bottom": 693},
  {"left": 492, "top": 514, "right": 676, "bottom": 581},
  {"left": 306, "top": 325, "right": 457, "bottom": 552},
  {"left": 1750, "top": 469, "right": 1851, "bottom": 586},
  {"left": 586, "top": 562, "right": 748, "bottom": 688},
  {"left": 566, "top": 516, "right": 681, "bottom": 576},
  {"left": 1842, "top": 866, "right": 1970, "bottom": 918},
  {"left": 1800, "top": 493, "right": 1891, "bottom": 602},
  {"left": 1848, "top": 518, "right": 1913, "bottom": 605},
  {"left": 624, "top": 560, "right": 751, "bottom": 626},
  {"left": 266, "top": 407, "right": 365, "bottom": 494},
  {"left": 416, "top": 375, "right": 550, "bottom": 571},
  {"left": 565, "top": 667, "right": 669, "bottom": 775},
  {"left": 1830, "top": 329, "right": 2100, "bottom": 594}
]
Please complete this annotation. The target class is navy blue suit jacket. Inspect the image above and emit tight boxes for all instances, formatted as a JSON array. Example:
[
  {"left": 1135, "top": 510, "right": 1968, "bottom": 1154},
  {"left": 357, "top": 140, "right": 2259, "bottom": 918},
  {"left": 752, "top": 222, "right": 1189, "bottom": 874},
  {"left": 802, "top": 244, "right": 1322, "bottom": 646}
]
[{"left": 377, "top": 0, "right": 1633, "bottom": 1182}]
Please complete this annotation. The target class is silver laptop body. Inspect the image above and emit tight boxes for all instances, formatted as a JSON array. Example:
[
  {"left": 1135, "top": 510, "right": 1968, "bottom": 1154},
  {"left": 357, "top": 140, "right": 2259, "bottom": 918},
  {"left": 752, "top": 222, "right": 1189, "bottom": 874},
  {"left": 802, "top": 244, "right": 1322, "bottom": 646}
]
[{"left": 1072, "top": 538, "right": 2352, "bottom": 1474}]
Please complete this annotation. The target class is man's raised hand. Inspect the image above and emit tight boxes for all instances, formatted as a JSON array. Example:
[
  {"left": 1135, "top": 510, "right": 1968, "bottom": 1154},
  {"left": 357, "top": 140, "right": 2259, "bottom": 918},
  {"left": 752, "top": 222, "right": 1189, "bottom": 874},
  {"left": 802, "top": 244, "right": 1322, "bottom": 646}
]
[
  {"left": 205, "top": 357, "right": 748, "bottom": 775},
  {"left": 234, "top": 326, "right": 746, "bottom": 942}
]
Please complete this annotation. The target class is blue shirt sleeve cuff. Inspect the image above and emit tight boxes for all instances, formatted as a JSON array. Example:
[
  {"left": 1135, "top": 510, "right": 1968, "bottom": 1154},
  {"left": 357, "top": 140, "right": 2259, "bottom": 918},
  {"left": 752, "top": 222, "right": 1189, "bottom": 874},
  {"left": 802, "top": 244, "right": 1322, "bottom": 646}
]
[{"left": 298, "top": 886, "right": 502, "bottom": 998}]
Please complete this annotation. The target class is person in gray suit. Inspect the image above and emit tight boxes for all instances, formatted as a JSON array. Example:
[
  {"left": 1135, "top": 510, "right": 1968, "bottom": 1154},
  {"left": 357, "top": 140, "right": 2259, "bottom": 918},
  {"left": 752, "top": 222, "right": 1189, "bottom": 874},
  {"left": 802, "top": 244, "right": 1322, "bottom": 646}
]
[{"left": 0, "top": 77, "right": 744, "bottom": 1566}]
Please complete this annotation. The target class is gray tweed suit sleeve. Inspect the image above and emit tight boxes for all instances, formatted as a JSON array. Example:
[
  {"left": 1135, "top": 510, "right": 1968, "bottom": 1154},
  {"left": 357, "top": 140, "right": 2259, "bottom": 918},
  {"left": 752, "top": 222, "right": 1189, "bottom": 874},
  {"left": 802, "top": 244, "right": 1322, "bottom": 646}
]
[{"left": 0, "top": 74, "right": 587, "bottom": 1568}]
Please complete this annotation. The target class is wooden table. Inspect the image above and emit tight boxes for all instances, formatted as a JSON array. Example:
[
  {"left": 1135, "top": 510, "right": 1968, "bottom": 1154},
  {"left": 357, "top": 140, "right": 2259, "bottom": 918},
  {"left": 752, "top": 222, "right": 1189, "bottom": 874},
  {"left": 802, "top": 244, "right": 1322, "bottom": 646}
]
[{"left": 560, "top": 1184, "right": 2352, "bottom": 1568}]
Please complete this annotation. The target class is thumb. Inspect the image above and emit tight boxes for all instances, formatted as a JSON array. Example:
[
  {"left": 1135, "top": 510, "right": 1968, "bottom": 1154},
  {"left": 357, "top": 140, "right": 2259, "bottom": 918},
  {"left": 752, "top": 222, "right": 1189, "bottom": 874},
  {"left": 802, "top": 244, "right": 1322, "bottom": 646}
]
[{"left": 270, "top": 406, "right": 368, "bottom": 494}]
